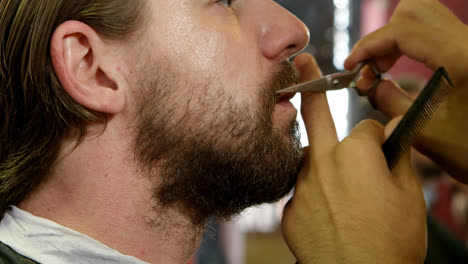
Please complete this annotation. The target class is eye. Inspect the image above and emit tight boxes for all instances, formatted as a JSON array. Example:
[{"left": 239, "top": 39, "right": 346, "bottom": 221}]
[{"left": 218, "top": 0, "right": 233, "bottom": 7}]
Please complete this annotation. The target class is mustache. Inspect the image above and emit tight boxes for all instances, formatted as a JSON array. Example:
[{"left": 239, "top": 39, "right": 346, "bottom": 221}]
[
  {"left": 272, "top": 60, "right": 299, "bottom": 93},
  {"left": 255, "top": 60, "right": 299, "bottom": 121},
  {"left": 261, "top": 60, "right": 299, "bottom": 104}
]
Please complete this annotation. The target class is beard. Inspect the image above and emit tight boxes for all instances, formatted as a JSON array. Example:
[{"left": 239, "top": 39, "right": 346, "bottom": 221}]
[{"left": 133, "top": 60, "right": 303, "bottom": 225}]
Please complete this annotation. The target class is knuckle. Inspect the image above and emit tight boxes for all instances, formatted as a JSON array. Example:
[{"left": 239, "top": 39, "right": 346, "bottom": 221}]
[
  {"left": 353, "top": 119, "right": 384, "bottom": 138},
  {"left": 334, "top": 137, "right": 355, "bottom": 157},
  {"left": 397, "top": 8, "right": 418, "bottom": 21},
  {"left": 395, "top": 0, "right": 417, "bottom": 18},
  {"left": 336, "top": 137, "right": 366, "bottom": 155},
  {"left": 362, "top": 119, "right": 385, "bottom": 131},
  {"left": 336, "top": 120, "right": 384, "bottom": 156}
]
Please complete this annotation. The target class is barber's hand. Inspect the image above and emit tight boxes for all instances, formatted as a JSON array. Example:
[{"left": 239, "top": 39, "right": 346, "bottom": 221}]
[
  {"left": 345, "top": 0, "right": 468, "bottom": 182},
  {"left": 281, "top": 53, "right": 427, "bottom": 264}
]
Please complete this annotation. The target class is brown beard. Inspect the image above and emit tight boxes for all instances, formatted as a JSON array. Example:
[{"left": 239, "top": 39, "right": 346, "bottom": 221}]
[{"left": 133, "top": 61, "right": 303, "bottom": 225}]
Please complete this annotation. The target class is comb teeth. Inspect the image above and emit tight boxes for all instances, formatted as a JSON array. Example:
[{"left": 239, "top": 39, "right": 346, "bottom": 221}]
[{"left": 382, "top": 67, "right": 453, "bottom": 169}]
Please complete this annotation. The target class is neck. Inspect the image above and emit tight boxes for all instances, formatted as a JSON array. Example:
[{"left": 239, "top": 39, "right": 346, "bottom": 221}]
[{"left": 19, "top": 122, "right": 203, "bottom": 264}]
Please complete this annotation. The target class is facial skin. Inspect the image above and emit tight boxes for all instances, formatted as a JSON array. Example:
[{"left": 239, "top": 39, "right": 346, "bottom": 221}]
[{"left": 128, "top": 0, "right": 310, "bottom": 224}]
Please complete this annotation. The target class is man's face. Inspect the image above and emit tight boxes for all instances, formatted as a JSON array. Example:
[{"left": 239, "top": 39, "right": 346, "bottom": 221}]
[{"left": 127, "top": 0, "right": 309, "bottom": 224}]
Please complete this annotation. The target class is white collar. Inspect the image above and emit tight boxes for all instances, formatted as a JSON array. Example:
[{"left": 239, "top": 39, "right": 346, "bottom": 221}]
[{"left": 0, "top": 206, "right": 148, "bottom": 264}]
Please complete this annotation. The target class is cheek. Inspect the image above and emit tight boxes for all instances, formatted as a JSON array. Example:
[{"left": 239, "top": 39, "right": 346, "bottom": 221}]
[
  {"left": 184, "top": 34, "right": 223, "bottom": 78},
  {"left": 148, "top": 14, "right": 262, "bottom": 105},
  {"left": 168, "top": 33, "right": 245, "bottom": 97}
]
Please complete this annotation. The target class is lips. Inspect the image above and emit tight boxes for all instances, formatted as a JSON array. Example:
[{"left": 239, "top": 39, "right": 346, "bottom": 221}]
[
  {"left": 276, "top": 82, "right": 297, "bottom": 103},
  {"left": 277, "top": 92, "right": 296, "bottom": 103}
]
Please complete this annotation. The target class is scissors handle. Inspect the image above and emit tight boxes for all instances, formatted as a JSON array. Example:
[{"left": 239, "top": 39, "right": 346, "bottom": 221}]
[{"left": 353, "top": 62, "right": 382, "bottom": 97}]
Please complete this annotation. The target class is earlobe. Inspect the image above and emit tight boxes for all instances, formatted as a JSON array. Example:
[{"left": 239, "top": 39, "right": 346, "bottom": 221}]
[{"left": 50, "top": 21, "right": 125, "bottom": 115}]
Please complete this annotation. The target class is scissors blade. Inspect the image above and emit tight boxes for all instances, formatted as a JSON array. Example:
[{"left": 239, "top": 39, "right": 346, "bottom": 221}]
[
  {"left": 276, "top": 62, "right": 366, "bottom": 94},
  {"left": 275, "top": 77, "right": 331, "bottom": 94},
  {"left": 276, "top": 72, "right": 357, "bottom": 94}
]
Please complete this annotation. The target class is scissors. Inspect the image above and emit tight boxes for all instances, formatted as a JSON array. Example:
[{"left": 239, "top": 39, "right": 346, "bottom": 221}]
[{"left": 276, "top": 62, "right": 382, "bottom": 96}]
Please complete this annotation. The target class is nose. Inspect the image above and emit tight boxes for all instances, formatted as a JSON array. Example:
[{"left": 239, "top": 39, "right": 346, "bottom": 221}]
[{"left": 258, "top": 1, "right": 310, "bottom": 62}]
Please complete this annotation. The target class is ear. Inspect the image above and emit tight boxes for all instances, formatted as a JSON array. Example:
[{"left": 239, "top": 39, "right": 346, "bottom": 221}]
[{"left": 50, "top": 21, "right": 126, "bottom": 114}]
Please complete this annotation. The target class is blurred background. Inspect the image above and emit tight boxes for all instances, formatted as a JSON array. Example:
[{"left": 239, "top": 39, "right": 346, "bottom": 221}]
[{"left": 191, "top": 0, "right": 468, "bottom": 263}]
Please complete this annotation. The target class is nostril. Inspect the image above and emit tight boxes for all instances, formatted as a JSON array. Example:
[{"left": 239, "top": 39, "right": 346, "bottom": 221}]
[
  {"left": 287, "top": 44, "right": 297, "bottom": 51},
  {"left": 282, "top": 44, "right": 298, "bottom": 59}
]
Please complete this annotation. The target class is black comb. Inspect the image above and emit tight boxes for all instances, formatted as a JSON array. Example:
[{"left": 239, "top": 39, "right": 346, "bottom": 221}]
[{"left": 382, "top": 67, "right": 454, "bottom": 169}]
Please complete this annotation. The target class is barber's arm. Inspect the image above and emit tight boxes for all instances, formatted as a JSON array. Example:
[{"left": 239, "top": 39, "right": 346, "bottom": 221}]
[
  {"left": 345, "top": 0, "right": 468, "bottom": 182},
  {"left": 281, "top": 53, "right": 427, "bottom": 264}
]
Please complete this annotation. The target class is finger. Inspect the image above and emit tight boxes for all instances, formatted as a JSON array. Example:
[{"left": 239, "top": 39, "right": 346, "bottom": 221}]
[
  {"left": 295, "top": 53, "right": 338, "bottom": 157},
  {"left": 372, "top": 79, "right": 414, "bottom": 118},
  {"left": 337, "top": 120, "right": 391, "bottom": 178},
  {"left": 356, "top": 78, "right": 414, "bottom": 118},
  {"left": 294, "top": 53, "right": 322, "bottom": 81},
  {"left": 373, "top": 52, "right": 401, "bottom": 73},
  {"left": 360, "top": 65, "right": 377, "bottom": 79},
  {"left": 359, "top": 53, "right": 400, "bottom": 75},
  {"left": 343, "top": 120, "right": 389, "bottom": 171},
  {"left": 346, "top": 21, "right": 448, "bottom": 73},
  {"left": 356, "top": 76, "right": 374, "bottom": 91},
  {"left": 347, "top": 119, "right": 386, "bottom": 147},
  {"left": 345, "top": 26, "right": 402, "bottom": 71}
]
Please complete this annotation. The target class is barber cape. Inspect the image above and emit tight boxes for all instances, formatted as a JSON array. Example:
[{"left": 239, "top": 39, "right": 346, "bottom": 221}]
[{"left": 0, "top": 206, "right": 148, "bottom": 264}]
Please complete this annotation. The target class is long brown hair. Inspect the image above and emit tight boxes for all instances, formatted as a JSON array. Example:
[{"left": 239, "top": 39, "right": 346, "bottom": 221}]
[{"left": 0, "top": 0, "right": 145, "bottom": 216}]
